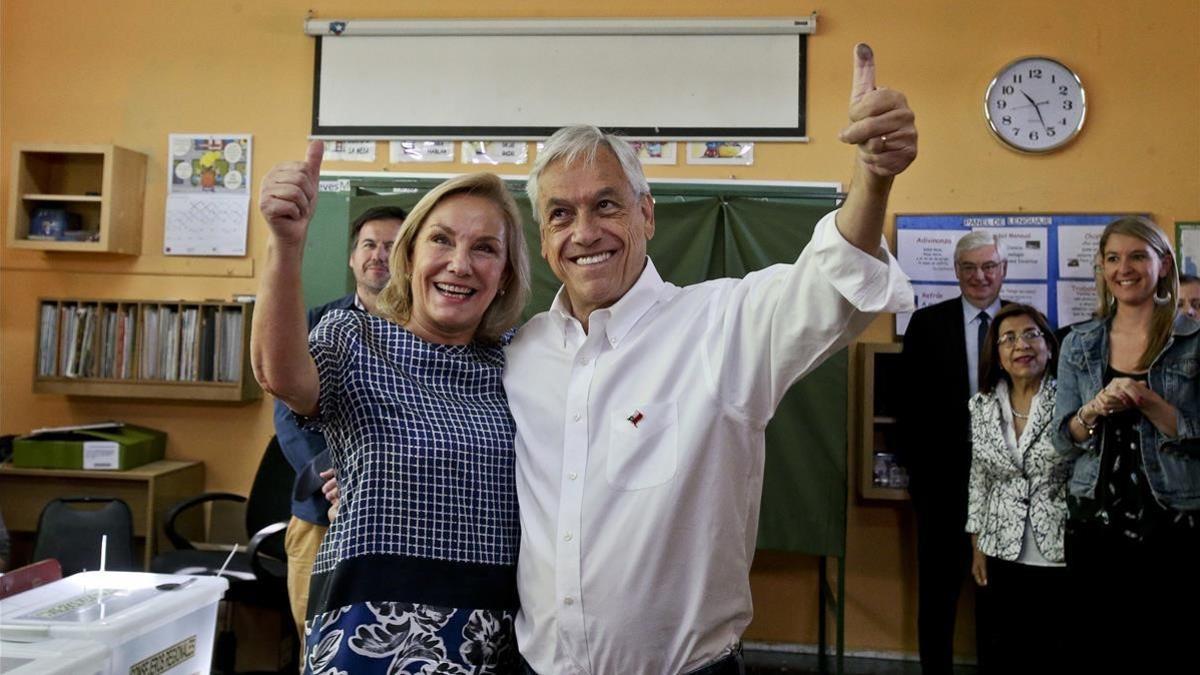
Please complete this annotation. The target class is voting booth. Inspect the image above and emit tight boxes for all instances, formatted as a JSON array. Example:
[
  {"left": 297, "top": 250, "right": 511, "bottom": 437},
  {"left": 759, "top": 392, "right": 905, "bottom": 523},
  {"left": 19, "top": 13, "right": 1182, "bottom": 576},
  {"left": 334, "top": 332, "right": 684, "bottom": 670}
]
[{"left": 0, "top": 571, "right": 227, "bottom": 674}]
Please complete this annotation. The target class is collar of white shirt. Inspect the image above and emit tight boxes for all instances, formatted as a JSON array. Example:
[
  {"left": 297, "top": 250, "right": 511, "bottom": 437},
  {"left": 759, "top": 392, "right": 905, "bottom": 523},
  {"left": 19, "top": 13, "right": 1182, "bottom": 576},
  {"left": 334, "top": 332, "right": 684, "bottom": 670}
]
[
  {"left": 961, "top": 295, "right": 1002, "bottom": 325},
  {"left": 548, "top": 256, "right": 664, "bottom": 348}
]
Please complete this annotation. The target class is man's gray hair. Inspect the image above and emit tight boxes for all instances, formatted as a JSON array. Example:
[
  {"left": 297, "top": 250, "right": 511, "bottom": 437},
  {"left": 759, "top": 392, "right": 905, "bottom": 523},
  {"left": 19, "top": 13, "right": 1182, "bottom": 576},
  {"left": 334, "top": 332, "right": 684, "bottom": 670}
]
[
  {"left": 954, "top": 230, "right": 1003, "bottom": 263},
  {"left": 526, "top": 125, "right": 650, "bottom": 225}
]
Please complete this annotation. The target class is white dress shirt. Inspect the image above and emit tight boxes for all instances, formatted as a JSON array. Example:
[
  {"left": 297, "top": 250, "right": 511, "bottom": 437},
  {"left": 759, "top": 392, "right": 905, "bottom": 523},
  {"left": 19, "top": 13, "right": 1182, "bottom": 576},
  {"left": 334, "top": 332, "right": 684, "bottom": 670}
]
[
  {"left": 962, "top": 296, "right": 1002, "bottom": 396},
  {"left": 504, "top": 210, "right": 913, "bottom": 675}
]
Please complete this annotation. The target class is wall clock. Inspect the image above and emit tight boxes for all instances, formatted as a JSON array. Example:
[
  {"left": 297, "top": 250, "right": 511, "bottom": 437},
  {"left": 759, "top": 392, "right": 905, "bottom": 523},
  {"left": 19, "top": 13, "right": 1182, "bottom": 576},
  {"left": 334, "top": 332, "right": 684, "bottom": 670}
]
[{"left": 984, "top": 56, "right": 1086, "bottom": 153}]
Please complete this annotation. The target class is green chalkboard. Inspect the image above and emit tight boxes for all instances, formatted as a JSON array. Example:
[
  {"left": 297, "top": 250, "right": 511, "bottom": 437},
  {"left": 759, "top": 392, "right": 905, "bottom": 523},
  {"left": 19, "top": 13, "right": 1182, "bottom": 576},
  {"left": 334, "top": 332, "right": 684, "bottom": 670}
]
[{"left": 305, "top": 174, "right": 846, "bottom": 556}]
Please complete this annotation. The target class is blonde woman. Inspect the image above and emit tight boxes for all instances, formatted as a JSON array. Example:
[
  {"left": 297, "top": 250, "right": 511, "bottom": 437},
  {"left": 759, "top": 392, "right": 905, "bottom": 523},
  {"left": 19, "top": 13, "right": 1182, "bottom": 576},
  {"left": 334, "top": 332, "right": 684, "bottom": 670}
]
[
  {"left": 1052, "top": 216, "right": 1199, "bottom": 671},
  {"left": 253, "top": 141, "right": 531, "bottom": 675}
]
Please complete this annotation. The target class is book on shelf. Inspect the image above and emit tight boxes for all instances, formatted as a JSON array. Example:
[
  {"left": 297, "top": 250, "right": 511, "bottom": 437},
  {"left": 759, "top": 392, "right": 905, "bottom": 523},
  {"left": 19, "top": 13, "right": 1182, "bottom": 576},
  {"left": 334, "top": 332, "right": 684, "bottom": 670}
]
[
  {"left": 35, "top": 299, "right": 251, "bottom": 393},
  {"left": 38, "top": 304, "right": 58, "bottom": 377}
]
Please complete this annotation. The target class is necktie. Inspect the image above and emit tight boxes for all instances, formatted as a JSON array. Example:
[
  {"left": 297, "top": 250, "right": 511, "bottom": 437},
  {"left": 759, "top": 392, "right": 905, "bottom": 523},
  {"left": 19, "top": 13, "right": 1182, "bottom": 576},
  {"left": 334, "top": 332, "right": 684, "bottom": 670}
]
[{"left": 977, "top": 311, "right": 990, "bottom": 361}]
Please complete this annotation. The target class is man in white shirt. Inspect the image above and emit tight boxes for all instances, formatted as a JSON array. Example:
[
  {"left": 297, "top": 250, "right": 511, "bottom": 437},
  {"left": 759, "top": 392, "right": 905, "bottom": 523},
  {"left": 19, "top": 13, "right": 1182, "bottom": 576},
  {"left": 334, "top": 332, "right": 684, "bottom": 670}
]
[{"left": 503, "top": 44, "right": 916, "bottom": 674}]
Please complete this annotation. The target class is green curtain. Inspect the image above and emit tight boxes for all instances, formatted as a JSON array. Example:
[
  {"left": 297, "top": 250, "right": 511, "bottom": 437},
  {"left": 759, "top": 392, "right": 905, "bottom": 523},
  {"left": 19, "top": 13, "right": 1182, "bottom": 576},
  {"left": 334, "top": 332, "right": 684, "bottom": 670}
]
[{"left": 310, "top": 177, "right": 847, "bottom": 556}]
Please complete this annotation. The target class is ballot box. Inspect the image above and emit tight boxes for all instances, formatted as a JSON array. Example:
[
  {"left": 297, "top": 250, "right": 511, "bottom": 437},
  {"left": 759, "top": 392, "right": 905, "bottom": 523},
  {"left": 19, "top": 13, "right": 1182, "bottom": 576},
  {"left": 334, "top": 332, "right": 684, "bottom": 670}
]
[
  {"left": 0, "top": 638, "right": 112, "bottom": 675},
  {"left": 0, "top": 571, "right": 227, "bottom": 674}
]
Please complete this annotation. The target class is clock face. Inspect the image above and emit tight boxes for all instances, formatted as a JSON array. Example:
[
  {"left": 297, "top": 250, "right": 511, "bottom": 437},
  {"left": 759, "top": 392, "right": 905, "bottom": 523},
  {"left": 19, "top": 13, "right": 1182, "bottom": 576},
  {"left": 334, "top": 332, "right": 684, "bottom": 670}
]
[{"left": 984, "top": 56, "right": 1086, "bottom": 153}]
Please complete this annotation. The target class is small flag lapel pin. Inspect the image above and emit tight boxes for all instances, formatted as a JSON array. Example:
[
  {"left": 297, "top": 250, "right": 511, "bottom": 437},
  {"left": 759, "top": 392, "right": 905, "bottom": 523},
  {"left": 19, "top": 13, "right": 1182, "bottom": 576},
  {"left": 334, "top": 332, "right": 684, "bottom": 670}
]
[{"left": 627, "top": 410, "right": 644, "bottom": 427}]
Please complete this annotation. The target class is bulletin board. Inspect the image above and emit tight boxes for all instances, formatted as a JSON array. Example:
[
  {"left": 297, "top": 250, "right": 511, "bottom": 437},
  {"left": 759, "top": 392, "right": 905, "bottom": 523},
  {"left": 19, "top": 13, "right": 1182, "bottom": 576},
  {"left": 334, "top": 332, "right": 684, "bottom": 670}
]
[{"left": 894, "top": 213, "right": 1139, "bottom": 334}]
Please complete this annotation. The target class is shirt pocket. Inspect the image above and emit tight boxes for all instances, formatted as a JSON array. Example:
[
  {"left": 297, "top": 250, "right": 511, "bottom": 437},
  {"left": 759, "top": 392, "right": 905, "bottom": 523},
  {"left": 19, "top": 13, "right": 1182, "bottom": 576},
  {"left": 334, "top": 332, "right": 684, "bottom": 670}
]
[{"left": 607, "top": 400, "right": 678, "bottom": 490}]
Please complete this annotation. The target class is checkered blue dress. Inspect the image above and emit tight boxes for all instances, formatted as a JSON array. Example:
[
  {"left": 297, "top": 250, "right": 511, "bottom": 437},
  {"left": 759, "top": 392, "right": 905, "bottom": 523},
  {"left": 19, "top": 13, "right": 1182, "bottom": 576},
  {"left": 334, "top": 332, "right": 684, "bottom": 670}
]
[{"left": 299, "top": 310, "right": 519, "bottom": 675}]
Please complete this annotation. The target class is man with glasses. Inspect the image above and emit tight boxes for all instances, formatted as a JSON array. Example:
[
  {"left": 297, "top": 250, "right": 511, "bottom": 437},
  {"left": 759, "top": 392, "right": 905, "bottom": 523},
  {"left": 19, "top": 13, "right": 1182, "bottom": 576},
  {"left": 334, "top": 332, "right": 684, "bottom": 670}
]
[{"left": 898, "top": 230, "right": 1007, "bottom": 675}]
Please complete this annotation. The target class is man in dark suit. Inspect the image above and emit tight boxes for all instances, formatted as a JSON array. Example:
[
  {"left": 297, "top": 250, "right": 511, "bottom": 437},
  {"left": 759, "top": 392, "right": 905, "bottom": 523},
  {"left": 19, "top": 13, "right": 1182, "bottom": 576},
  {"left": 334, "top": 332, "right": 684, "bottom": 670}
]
[
  {"left": 272, "top": 205, "right": 406, "bottom": 645},
  {"left": 899, "top": 230, "right": 1007, "bottom": 674}
]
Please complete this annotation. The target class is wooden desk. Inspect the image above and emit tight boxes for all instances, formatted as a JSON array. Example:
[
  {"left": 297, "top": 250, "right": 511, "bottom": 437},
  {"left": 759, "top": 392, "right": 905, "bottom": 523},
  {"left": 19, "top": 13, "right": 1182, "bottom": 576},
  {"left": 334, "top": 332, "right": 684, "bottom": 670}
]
[{"left": 0, "top": 460, "right": 205, "bottom": 569}]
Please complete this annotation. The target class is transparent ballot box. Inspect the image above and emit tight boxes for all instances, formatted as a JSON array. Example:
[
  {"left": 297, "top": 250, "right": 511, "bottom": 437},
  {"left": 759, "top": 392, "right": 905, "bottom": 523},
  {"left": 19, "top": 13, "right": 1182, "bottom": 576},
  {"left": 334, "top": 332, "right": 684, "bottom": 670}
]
[
  {"left": 0, "top": 638, "right": 111, "bottom": 675},
  {"left": 0, "top": 571, "right": 227, "bottom": 674}
]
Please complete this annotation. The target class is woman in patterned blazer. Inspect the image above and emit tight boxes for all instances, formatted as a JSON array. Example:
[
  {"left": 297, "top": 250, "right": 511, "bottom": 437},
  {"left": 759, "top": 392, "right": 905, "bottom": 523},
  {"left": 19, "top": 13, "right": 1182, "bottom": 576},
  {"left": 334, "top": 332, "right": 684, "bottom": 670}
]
[{"left": 966, "top": 303, "right": 1068, "bottom": 674}]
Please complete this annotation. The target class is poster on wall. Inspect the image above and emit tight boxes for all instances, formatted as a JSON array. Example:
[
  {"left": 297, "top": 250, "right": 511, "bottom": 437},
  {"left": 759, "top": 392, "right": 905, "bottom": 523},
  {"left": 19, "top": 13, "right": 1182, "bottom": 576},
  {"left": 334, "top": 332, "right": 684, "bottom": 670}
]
[
  {"left": 894, "top": 213, "right": 1136, "bottom": 333},
  {"left": 164, "top": 134, "right": 252, "bottom": 256},
  {"left": 686, "top": 141, "right": 754, "bottom": 165},
  {"left": 1057, "top": 225, "right": 1106, "bottom": 278},
  {"left": 321, "top": 140, "right": 376, "bottom": 162},
  {"left": 1176, "top": 222, "right": 1200, "bottom": 277},
  {"left": 629, "top": 141, "right": 677, "bottom": 165},
  {"left": 462, "top": 141, "right": 528, "bottom": 165},
  {"left": 390, "top": 141, "right": 455, "bottom": 163}
]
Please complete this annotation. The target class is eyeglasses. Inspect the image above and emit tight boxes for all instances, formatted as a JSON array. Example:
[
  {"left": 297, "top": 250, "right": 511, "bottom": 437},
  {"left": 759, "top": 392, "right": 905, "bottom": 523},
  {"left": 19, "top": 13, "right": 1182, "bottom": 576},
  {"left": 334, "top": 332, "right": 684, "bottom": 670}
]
[
  {"left": 998, "top": 328, "right": 1044, "bottom": 347},
  {"left": 956, "top": 261, "right": 1003, "bottom": 277}
]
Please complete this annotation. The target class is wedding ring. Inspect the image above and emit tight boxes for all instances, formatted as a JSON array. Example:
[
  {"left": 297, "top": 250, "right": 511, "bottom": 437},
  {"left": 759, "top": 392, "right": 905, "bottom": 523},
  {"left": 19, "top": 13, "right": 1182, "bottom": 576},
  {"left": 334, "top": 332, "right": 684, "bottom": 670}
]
[{"left": 880, "top": 135, "right": 888, "bottom": 152}]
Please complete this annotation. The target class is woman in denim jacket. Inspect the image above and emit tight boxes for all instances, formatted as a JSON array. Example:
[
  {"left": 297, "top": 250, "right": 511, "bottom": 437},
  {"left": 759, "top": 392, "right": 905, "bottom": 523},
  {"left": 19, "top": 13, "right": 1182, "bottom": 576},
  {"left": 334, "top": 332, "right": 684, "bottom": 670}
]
[{"left": 1052, "top": 216, "right": 1199, "bottom": 671}]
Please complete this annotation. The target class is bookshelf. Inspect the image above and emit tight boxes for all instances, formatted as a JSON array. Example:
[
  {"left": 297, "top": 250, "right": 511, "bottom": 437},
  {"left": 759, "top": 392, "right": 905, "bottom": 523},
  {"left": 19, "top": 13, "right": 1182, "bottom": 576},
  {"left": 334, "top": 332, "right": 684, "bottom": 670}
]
[
  {"left": 33, "top": 298, "right": 261, "bottom": 402},
  {"left": 7, "top": 144, "right": 147, "bottom": 254},
  {"left": 855, "top": 342, "right": 909, "bottom": 501}
]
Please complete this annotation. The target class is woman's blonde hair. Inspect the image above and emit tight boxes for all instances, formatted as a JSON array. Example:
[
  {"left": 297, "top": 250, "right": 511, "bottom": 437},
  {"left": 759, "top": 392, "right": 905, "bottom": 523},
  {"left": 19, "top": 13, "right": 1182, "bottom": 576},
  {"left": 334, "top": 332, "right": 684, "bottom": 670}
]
[
  {"left": 1094, "top": 215, "right": 1178, "bottom": 370},
  {"left": 376, "top": 172, "right": 530, "bottom": 343}
]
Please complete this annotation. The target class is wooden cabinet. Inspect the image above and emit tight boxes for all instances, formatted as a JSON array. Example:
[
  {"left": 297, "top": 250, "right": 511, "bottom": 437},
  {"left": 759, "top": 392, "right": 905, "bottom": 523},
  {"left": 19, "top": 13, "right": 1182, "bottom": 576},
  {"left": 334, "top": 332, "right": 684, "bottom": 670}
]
[
  {"left": 33, "top": 298, "right": 261, "bottom": 402},
  {"left": 0, "top": 460, "right": 204, "bottom": 570},
  {"left": 855, "top": 342, "right": 909, "bottom": 500},
  {"left": 6, "top": 143, "right": 147, "bottom": 254}
]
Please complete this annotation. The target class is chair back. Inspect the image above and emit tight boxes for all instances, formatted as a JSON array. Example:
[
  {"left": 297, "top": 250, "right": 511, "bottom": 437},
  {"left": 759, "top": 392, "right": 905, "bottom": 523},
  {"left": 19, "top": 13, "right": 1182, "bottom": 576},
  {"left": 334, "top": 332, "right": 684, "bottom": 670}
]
[
  {"left": 245, "top": 436, "right": 295, "bottom": 561},
  {"left": 0, "top": 559, "right": 63, "bottom": 599},
  {"left": 32, "top": 497, "right": 138, "bottom": 574}
]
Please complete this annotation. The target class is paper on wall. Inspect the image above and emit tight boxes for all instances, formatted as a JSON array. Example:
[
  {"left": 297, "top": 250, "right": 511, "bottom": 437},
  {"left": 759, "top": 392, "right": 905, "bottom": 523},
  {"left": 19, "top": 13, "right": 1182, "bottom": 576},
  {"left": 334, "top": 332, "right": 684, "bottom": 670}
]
[
  {"left": 894, "top": 283, "right": 961, "bottom": 335},
  {"left": 390, "top": 141, "right": 455, "bottom": 163},
  {"left": 164, "top": 134, "right": 252, "bottom": 256},
  {"left": 462, "top": 141, "right": 528, "bottom": 165},
  {"left": 896, "top": 229, "right": 967, "bottom": 283},
  {"left": 1058, "top": 225, "right": 1106, "bottom": 278},
  {"left": 322, "top": 140, "right": 376, "bottom": 162}
]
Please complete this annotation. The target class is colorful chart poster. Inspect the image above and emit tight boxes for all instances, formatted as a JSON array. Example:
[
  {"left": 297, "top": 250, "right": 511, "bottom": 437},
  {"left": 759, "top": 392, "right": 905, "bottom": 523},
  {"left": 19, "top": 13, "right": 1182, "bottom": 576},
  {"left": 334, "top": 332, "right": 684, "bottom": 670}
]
[
  {"left": 165, "top": 134, "right": 252, "bottom": 256},
  {"left": 686, "top": 141, "right": 754, "bottom": 165},
  {"left": 629, "top": 141, "right": 677, "bottom": 165}
]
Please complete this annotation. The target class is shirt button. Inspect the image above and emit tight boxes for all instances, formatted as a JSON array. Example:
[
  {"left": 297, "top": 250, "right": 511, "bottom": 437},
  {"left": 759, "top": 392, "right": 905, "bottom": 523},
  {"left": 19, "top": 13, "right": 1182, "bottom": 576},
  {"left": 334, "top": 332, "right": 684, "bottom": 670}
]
[
  {"left": 564, "top": 532, "right": 573, "bottom": 542},
  {"left": 573, "top": 413, "right": 582, "bottom": 422},
  {"left": 578, "top": 356, "right": 589, "bottom": 365},
  {"left": 609, "top": 337, "right": 617, "bottom": 346},
  {"left": 564, "top": 596, "right": 574, "bottom": 606},
  {"left": 568, "top": 472, "right": 578, "bottom": 480}
]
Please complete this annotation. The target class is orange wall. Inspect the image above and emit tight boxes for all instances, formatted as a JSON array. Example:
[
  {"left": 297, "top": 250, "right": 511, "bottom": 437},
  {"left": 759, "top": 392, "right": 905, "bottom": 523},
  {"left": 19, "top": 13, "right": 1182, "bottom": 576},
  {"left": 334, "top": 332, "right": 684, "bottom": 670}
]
[{"left": 2, "top": 0, "right": 1198, "bottom": 657}]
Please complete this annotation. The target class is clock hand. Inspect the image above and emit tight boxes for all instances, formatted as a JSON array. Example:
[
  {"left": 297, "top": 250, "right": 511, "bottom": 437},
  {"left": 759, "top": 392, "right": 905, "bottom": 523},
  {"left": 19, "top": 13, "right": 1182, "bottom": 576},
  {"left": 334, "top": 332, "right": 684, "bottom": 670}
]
[{"left": 1021, "top": 90, "right": 1048, "bottom": 130}]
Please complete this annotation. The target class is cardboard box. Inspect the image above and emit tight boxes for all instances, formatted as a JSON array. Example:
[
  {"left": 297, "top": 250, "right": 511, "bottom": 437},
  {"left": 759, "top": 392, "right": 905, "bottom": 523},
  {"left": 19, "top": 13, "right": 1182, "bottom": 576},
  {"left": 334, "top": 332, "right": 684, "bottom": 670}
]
[
  {"left": 0, "top": 571, "right": 228, "bottom": 675},
  {"left": 13, "top": 425, "right": 166, "bottom": 471}
]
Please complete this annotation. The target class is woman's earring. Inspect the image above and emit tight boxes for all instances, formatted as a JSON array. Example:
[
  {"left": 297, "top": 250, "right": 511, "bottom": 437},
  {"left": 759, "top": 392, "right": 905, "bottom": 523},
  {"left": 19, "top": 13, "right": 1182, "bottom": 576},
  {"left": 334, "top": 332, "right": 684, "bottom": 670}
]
[
  {"left": 1153, "top": 288, "right": 1172, "bottom": 305},
  {"left": 499, "top": 288, "right": 507, "bottom": 297}
]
